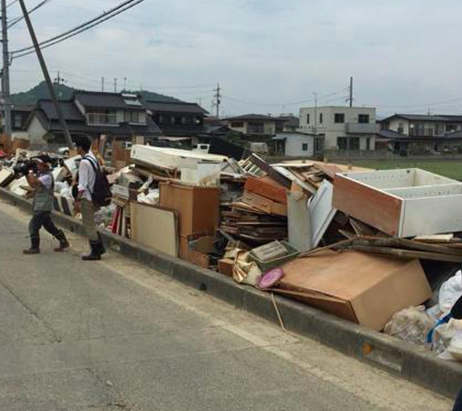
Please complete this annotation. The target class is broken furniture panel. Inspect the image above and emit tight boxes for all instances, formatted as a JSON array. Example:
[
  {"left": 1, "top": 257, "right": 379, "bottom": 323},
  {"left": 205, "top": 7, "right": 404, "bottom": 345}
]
[
  {"left": 309, "top": 180, "right": 337, "bottom": 248},
  {"left": 159, "top": 182, "right": 220, "bottom": 236},
  {"left": 131, "top": 145, "right": 228, "bottom": 172},
  {"left": 130, "top": 202, "right": 179, "bottom": 257},
  {"left": 279, "top": 250, "right": 432, "bottom": 331},
  {"left": 287, "top": 190, "right": 312, "bottom": 251},
  {"left": 333, "top": 168, "right": 462, "bottom": 237}
]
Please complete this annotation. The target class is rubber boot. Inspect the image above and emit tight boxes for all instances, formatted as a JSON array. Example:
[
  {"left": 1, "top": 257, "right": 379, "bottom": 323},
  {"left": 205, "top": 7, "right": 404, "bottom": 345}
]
[
  {"left": 23, "top": 236, "right": 40, "bottom": 255},
  {"left": 54, "top": 230, "right": 70, "bottom": 252},
  {"left": 97, "top": 233, "right": 106, "bottom": 256},
  {"left": 82, "top": 240, "right": 101, "bottom": 261}
]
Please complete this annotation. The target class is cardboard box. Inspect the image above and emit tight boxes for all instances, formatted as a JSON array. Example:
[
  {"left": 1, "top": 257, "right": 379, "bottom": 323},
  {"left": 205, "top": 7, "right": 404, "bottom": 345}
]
[
  {"left": 160, "top": 182, "right": 220, "bottom": 236},
  {"left": 279, "top": 250, "right": 432, "bottom": 331}
]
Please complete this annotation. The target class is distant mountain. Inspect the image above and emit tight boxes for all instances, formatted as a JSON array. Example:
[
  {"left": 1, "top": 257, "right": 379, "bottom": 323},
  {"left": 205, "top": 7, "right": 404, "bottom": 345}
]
[{"left": 11, "top": 81, "right": 182, "bottom": 106}]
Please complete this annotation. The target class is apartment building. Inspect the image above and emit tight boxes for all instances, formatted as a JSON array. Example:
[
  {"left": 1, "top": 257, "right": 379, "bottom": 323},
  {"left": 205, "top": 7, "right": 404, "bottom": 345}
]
[{"left": 299, "top": 106, "right": 378, "bottom": 151}]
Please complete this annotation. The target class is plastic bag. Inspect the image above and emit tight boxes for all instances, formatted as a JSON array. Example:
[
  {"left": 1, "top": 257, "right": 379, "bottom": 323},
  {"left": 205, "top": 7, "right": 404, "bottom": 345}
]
[
  {"left": 432, "top": 319, "right": 462, "bottom": 361},
  {"left": 438, "top": 271, "right": 462, "bottom": 317},
  {"left": 383, "top": 306, "right": 435, "bottom": 346}
]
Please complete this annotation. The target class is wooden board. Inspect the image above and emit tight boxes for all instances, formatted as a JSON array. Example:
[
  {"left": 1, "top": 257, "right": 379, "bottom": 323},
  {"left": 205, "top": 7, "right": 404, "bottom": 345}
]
[
  {"left": 241, "top": 191, "right": 287, "bottom": 216},
  {"left": 159, "top": 182, "right": 220, "bottom": 236},
  {"left": 130, "top": 202, "right": 178, "bottom": 257},
  {"left": 244, "top": 176, "right": 288, "bottom": 205},
  {"left": 280, "top": 251, "right": 432, "bottom": 331},
  {"left": 333, "top": 173, "right": 402, "bottom": 236}
]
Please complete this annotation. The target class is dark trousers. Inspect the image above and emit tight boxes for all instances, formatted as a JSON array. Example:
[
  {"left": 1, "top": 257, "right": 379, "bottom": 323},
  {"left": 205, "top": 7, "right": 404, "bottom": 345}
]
[
  {"left": 28, "top": 211, "right": 60, "bottom": 243},
  {"left": 454, "top": 386, "right": 462, "bottom": 411}
]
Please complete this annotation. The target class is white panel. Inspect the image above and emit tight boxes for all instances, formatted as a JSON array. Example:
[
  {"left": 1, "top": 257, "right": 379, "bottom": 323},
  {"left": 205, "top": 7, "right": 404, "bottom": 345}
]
[
  {"left": 385, "top": 184, "right": 462, "bottom": 199},
  {"left": 288, "top": 192, "right": 312, "bottom": 251},
  {"left": 340, "top": 169, "right": 415, "bottom": 189},
  {"left": 309, "top": 180, "right": 337, "bottom": 247},
  {"left": 131, "top": 145, "right": 227, "bottom": 171},
  {"left": 402, "top": 196, "right": 462, "bottom": 237},
  {"left": 413, "top": 169, "right": 455, "bottom": 186}
]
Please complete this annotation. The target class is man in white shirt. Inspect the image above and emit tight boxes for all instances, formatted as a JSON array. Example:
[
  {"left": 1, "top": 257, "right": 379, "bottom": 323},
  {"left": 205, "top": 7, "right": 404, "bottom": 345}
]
[
  {"left": 23, "top": 155, "right": 70, "bottom": 254},
  {"left": 73, "top": 136, "right": 106, "bottom": 261}
]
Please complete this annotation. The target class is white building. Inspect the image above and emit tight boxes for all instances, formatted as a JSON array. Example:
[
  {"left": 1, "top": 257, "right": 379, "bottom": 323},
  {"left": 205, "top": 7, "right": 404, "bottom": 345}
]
[
  {"left": 299, "top": 106, "right": 378, "bottom": 151},
  {"left": 273, "top": 132, "right": 320, "bottom": 157}
]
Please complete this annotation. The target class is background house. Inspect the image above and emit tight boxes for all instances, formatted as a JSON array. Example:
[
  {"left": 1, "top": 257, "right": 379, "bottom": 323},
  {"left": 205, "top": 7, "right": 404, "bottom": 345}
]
[
  {"left": 276, "top": 115, "right": 299, "bottom": 133},
  {"left": 378, "top": 114, "right": 462, "bottom": 154},
  {"left": 273, "top": 132, "right": 321, "bottom": 157},
  {"left": 380, "top": 114, "right": 462, "bottom": 136},
  {"left": 144, "top": 101, "right": 208, "bottom": 136},
  {"left": 25, "top": 92, "right": 161, "bottom": 147},
  {"left": 224, "top": 114, "right": 280, "bottom": 136},
  {"left": 299, "top": 106, "right": 378, "bottom": 151}
]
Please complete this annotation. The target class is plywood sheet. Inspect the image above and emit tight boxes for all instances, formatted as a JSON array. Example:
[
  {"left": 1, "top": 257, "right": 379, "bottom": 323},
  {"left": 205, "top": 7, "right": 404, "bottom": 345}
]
[
  {"left": 130, "top": 202, "right": 178, "bottom": 257},
  {"left": 280, "top": 251, "right": 431, "bottom": 330},
  {"left": 244, "top": 176, "right": 287, "bottom": 204}
]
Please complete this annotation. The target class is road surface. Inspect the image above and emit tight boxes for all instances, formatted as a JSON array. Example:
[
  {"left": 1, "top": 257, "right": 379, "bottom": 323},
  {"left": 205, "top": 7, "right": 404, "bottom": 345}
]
[{"left": 0, "top": 199, "right": 454, "bottom": 411}]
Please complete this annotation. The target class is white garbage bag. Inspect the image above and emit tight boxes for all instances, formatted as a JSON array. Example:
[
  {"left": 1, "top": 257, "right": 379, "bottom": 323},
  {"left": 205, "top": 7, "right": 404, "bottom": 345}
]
[{"left": 438, "top": 271, "right": 462, "bottom": 317}]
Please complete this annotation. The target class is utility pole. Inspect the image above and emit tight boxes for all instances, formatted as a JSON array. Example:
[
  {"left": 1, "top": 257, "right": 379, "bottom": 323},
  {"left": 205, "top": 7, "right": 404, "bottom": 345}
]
[
  {"left": 18, "top": 0, "right": 73, "bottom": 148},
  {"left": 349, "top": 76, "right": 354, "bottom": 107},
  {"left": 114, "top": 78, "right": 117, "bottom": 93},
  {"left": 313, "top": 92, "right": 318, "bottom": 135},
  {"left": 214, "top": 82, "right": 221, "bottom": 119},
  {"left": 1, "top": 0, "right": 12, "bottom": 137},
  {"left": 101, "top": 77, "right": 105, "bottom": 92},
  {"left": 123, "top": 77, "right": 127, "bottom": 91},
  {"left": 54, "top": 71, "right": 66, "bottom": 98}
]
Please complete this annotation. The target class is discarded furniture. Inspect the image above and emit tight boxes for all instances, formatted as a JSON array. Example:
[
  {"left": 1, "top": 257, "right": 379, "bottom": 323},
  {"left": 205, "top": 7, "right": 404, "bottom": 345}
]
[{"left": 333, "top": 168, "right": 462, "bottom": 237}]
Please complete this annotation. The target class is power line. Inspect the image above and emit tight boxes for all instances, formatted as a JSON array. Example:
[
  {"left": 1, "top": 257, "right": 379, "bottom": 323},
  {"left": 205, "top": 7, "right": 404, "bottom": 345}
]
[
  {"left": 12, "top": 0, "right": 147, "bottom": 58},
  {"left": 374, "top": 96, "right": 462, "bottom": 110},
  {"left": 8, "top": 0, "right": 54, "bottom": 29},
  {"left": 6, "top": 0, "right": 18, "bottom": 8},
  {"left": 222, "top": 86, "right": 350, "bottom": 107}
]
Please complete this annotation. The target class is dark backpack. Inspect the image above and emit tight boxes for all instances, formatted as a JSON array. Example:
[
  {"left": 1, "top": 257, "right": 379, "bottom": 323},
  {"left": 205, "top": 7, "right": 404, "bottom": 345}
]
[{"left": 83, "top": 156, "right": 112, "bottom": 207}]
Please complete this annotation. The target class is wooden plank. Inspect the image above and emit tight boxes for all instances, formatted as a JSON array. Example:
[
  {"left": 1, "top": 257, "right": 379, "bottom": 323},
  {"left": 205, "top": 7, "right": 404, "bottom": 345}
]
[
  {"left": 349, "top": 218, "right": 378, "bottom": 237},
  {"left": 242, "top": 191, "right": 287, "bottom": 216},
  {"left": 332, "top": 173, "right": 403, "bottom": 236},
  {"left": 130, "top": 202, "right": 179, "bottom": 257},
  {"left": 248, "top": 154, "right": 292, "bottom": 188},
  {"left": 346, "top": 244, "right": 462, "bottom": 263},
  {"left": 353, "top": 236, "right": 462, "bottom": 257},
  {"left": 245, "top": 176, "right": 288, "bottom": 205}
]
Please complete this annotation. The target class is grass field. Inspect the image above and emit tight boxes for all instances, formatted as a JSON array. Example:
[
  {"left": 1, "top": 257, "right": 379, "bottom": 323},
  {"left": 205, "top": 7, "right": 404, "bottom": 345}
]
[{"left": 340, "top": 159, "right": 462, "bottom": 181}]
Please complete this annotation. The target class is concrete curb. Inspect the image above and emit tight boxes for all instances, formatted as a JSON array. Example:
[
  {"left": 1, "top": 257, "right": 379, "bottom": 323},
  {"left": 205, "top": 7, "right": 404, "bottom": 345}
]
[{"left": 1, "top": 187, "right": 461, "bottom": 398}]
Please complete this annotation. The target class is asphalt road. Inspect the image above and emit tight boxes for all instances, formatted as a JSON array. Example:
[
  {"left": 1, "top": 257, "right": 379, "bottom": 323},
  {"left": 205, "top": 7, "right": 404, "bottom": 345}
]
[{"left": 0, "top": 199, "right": 454, "bottom": 411}]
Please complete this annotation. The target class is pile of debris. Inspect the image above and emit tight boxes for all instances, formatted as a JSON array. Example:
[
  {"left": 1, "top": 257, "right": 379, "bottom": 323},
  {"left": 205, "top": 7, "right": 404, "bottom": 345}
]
[{"left": 5, "top": 143, "right": 462, "bottom": 362}]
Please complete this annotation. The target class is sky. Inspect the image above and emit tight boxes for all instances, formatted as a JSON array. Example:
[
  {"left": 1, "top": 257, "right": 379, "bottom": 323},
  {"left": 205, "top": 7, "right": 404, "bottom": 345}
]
[{"left": 8, "top": 0, "right": 462, "bottom": 118}]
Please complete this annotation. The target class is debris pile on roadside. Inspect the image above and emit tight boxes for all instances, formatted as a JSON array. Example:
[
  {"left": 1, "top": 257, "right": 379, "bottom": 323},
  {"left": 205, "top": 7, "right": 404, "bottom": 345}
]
[{"left": 5, "top": 144, "right": 462, "bottom": 361}]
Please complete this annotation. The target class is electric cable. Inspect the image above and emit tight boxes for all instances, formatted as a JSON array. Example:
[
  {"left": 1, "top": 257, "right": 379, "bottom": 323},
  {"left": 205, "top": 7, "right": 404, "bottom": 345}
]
[{"left": 12, "top": 0, "right": 147, "bottom": 58}]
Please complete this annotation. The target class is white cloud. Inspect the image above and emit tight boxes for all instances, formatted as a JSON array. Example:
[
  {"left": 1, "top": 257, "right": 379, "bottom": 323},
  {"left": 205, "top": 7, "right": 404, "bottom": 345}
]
[{"left": 8, "top": 0, "right": 462, "bottom": 116}]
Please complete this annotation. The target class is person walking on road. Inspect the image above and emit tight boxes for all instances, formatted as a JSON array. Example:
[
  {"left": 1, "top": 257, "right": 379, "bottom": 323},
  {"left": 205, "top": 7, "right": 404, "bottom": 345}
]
[
  {"left": 23, "top": 155, "right": 70, "bottom": 255},
  {"left": 73, "top": 135, "right": 106, "bottom": 261}
]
